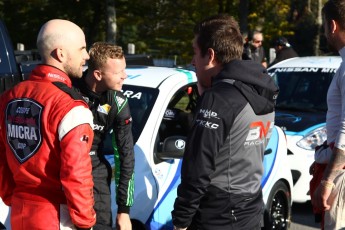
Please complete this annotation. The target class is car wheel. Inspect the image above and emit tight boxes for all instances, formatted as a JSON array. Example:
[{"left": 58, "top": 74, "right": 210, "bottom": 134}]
[
  {"left": 263, "top": 181, "right": 291, "bottom": 230},
  {"left": 131, "top": 219, "right": 147, "bottom": 230}
]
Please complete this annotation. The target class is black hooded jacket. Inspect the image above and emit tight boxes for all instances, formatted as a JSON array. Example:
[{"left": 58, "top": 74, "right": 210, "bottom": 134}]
[
  {"left": 172, "top": 59, "right": 279, "bottom": 229},
  {"left": 216, "top": 59, "right": 279, "bottom": 114}
]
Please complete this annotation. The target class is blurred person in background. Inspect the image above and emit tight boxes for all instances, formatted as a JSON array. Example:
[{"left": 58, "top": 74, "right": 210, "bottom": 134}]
[
  {"left": 242, "top": 30, "right": 268, "bottom": 68},
  {"left": 269, "top": 36, "right": 298, "bottom": 67}
]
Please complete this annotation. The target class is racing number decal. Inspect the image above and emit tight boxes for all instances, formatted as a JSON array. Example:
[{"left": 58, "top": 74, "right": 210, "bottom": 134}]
[{"left": 6, "top": 99, "right": 43, "bottom": 163}]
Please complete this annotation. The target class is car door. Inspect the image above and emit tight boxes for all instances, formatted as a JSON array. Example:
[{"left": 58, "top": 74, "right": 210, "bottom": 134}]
[{"left": 147, "top": 83, "right": 199, "bottom": 229}]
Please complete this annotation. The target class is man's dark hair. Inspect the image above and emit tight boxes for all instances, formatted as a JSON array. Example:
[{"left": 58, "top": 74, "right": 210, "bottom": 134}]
[
  {"left": 322, "top": 0, "right": 345, "bottom": 30},
  {"left": 193, "top": 14, "right": 243, "bottom": 64},
  {"left": 275, "top": 37, "right": 289, "bottom": 47}
]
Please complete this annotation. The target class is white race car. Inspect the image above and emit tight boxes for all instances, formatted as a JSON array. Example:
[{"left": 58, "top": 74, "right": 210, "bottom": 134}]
[
  {"left": 268, "top": 56, "right": 342, "bottom": 203},
  {"left": 0, "top": 66, "right": 293, "bottom": 230}
]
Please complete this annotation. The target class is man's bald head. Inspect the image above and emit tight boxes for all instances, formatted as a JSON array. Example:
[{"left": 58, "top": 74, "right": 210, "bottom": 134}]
[
  {"left": 36, "top": 19, "right": 89, "bottom": 78},
  {"left": 37, "top": 19, "right": 83, "bottom": 61}
]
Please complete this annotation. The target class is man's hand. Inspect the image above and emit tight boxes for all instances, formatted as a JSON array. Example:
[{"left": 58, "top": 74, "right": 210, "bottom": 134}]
[
  {"left": 312, "top": 180, "right": 334, "bottom": 211},
  {"left": 116, "top": 213, "right": 131, "bottom": 230}
]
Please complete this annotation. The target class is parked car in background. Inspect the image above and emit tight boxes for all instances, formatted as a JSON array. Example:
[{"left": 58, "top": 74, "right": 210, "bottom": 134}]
[
  {"left": 268, "top": 56, "right": 342, "bottom": 203},
  {"left": 0, "top": 20, "right": 39, "bottom": 94},
  {"left": 0, "top": 66, "right": 293, "bottom": 230}
]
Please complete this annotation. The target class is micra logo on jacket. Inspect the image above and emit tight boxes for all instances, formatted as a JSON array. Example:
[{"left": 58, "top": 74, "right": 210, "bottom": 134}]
[{"left": 244, "top": 121, "right": 273, "bottom": 147}]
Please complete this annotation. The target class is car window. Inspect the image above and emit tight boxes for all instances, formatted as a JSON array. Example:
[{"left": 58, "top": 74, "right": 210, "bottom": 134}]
[
  {"left": 123, "top": 85, "right": 158, "bottom": 142},
  {"left": 270, "top": 70, "right": 334, "bottom": 111},
  {"left": 156, "top": 84, "right": 199, "bottom": 151}
]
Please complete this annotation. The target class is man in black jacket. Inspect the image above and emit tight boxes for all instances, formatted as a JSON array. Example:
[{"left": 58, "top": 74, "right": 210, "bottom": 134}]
[
  {"left": 172, "top": 14, "right": 279, "bottom": 230},
  {"left": 73, "top": 42, "right": 135, "bottom": 230},
  {"left": 269, "top": 37, "right": 298, "bottom": 67}
]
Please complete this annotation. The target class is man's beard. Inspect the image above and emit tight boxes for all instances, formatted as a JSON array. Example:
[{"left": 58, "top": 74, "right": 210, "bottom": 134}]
[
  {"left": 64, "top": 62, "right": 82, "bottom": 79},
  {"left": 326, "top": 34, "right": 338, "bottom": 53},
  {"left": 327, "top": 42, "right": 338, "bottom": 53}
]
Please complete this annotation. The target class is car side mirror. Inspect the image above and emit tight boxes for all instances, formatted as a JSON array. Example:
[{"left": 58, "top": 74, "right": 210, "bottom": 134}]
[{"left": 155, "top": 136, "right": 186, "bottom": 161}]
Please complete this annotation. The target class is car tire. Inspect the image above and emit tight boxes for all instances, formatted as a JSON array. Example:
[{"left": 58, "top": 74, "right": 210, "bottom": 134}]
[
  {"left": 262, "top": 180, "right": 291, "bottom": 230},
  {"left": 131, "top": 219, "right": 147, "bottom": 230}
]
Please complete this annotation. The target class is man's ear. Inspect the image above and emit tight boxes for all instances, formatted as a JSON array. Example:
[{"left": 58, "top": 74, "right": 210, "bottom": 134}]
[
  {"left": 331, "top": 19, "right": 337, "bottom": 33},
  {"left": 207, "top": 48, "right": 217, "bottom": 65},
  {"left": 52, "top": 48, "right": 64, "bottom": 62},
  {"left": 94, "top": 70, "right": 102, "bottom": 81}
]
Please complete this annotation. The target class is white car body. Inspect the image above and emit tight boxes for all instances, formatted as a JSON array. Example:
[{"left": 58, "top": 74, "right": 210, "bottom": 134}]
[
  {"left": 1, "top": 66, "right": 293, "bottom": 229},
  {"left": 268, "top": 56, "right": 342, "bottom": 203}
]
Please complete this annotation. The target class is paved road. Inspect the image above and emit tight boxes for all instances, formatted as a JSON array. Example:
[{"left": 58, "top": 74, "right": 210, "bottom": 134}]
[{"left": 290, "top": 202, "right": 319, "bottom": 230}]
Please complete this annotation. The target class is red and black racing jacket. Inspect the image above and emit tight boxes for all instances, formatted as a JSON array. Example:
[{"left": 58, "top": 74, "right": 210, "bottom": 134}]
[{"left": 0, "top": 65, "right": 95, "bottom": 229}]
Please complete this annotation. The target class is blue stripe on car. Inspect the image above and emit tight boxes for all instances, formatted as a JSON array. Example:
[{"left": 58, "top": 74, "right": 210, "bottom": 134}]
[
  {"left": 261, "top": 127, "right": 279, "bottom": 188},
  {"left": 176, "top": 69, "right": 193, "bottom": 83},
  {"left": 285, "top": 123, "right": 326, "bottom": 136},
  {"left": 146, "top": 160, "right": 182, "bottom": 229},
  {"left": 127, "top": 74, "right": 141, "bottom": 79}
]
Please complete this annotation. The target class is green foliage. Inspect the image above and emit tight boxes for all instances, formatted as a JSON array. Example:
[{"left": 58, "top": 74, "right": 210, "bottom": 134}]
[{"left": 0, "top": 0, "right": 331, "bottom": 66}]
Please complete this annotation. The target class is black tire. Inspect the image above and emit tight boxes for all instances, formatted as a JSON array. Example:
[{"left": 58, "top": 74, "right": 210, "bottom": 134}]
[
  {"left": 262, "top": 181, "right": 291, "bottom": 230},
  {"left": 131, "top": 219, "right": 147, "bottom": 230}
]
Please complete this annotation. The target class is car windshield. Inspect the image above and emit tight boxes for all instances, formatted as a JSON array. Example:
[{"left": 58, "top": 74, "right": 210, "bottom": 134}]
[
  {"left": 269, "top": 68, "right": 335, "bottom": 112},
  {"left": 122, "top": 85, "right": 158, "bottom": 142}
]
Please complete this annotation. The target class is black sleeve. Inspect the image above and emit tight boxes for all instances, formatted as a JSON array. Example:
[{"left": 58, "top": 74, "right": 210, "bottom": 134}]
[
  {"left": 112, "top": 93, "right": 135, "bottom": 213},
  {"left": 171, "top": 91, "right": 231, "bottom": 227}
]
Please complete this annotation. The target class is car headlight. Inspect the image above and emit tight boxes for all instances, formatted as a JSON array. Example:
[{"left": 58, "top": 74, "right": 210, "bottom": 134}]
[{"left": 296, "top": 126, "right": 327, "bottom": 150}]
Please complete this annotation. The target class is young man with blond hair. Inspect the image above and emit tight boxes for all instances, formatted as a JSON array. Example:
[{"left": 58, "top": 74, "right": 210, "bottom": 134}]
[{"left": 73, "top": 42, "right": 135, "bottom": 230}]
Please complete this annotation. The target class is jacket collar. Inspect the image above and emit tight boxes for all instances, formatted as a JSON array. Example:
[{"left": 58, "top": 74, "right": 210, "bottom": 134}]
[{"left": 29, "top": 64, "right": 72, "bottom": 87}]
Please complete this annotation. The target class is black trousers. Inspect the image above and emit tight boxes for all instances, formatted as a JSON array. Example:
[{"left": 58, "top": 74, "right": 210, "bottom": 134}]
[{"left": 91, "top": 153, "right": 113, "bottom": 230}]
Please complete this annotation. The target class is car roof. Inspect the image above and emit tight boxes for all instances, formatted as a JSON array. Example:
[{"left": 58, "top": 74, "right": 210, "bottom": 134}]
[
  {"left": 268, "top": 56, "right": 341, "bottom": 69},
  {"left": 124, "top": 66, "right": 196, "bottom": 88}
]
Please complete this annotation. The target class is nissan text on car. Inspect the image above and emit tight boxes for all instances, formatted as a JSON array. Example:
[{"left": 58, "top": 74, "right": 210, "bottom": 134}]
[
  {"left": 0, "top": 65, "right": 293, "bottom": 230},
  {"left": 268, "top": 56, "right": 341, "bottom": 203}
]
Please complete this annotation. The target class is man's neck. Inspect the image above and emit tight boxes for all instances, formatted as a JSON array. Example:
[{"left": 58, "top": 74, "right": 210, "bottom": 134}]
[{"left": 84, "top": 73, "right": 99, "bottom": 93}]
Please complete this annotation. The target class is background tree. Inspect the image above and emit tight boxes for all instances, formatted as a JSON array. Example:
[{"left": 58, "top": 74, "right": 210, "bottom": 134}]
[
  {"left": 106, "top": 0, "right": 117, "bottom": 43},
  {"left": 239, "top": 0, "right": 249, "bottom": 36},
  {"left": 0, "top": 0, "right": 331, "bottom": 66}
]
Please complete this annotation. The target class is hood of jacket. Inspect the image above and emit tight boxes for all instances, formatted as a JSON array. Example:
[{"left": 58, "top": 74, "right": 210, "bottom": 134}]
[{"left": 213, "top": 59, "right": 279, "bottom": 115}]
